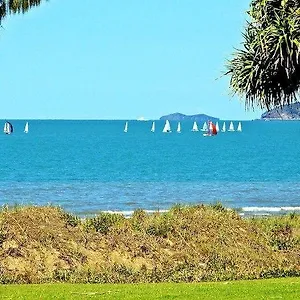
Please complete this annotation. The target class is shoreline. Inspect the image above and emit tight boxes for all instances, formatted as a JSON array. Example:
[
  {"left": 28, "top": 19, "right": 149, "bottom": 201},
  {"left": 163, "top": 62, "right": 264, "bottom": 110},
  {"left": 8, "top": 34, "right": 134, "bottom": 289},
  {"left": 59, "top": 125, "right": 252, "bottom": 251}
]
[
  {"left": 3, "top": 203, "right": 300, "bottom": 219},
  {"left": 73, "top": 205, "right": 300, "bottom": 219},
  {"left": 100, "top": 205, "right": 300, "bottom": 217}
]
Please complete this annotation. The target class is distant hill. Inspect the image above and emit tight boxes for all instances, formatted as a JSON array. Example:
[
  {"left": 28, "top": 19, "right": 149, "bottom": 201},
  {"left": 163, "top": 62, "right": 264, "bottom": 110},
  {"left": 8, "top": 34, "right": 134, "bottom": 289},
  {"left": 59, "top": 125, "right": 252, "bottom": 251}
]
[
  {"left": 160, "top": 112, "right": 219, "bottom": 122},
  {"left": 261, "top": 102, "right": 300, "bottom": 120}
]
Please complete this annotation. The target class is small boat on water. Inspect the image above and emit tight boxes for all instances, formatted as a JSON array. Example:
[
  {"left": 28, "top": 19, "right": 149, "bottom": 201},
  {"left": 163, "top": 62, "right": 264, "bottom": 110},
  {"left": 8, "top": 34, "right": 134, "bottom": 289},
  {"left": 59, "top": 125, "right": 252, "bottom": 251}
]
[
  {"left": 3, "top": 121, "right": 13, "bottom": 135},
  {"left": 191, "top": 121, "right": 199, "bottom": 132},
  {"left": 203, "top": 121, "right": 218, "bottom": 137},
  {"left": 201, "top": 122, "right": 208, "bottom": 132},
  {"left": 228, "top": 121, "right": 235, "bottom": 132},
  {"left": 215, "top": 122, "right": 219, "bottom": 133},
  {"left": 151, "top": 121, "right": 155, "bottom": 133},
  {"left": 162, "top": 120, "right": 171, "bottom": 133},
  {"left": 176, "top": 122, "right": 181, "bottom": 133},
  {"left": 137, "top": 116, "right": 147, "bottom": 121},
  {"left": 124, "top": 121, "right": 128, "bottom": 133},
  {"left": 221, "top": 122, "right": 226, "bottom": 132},
  {"left": 24, "top": 122, "right": 29, "bottom": 133},
  {"left": 237, "top": 122, "right": 242, "bottom": 132},
  {"left": 203, "top": 122, "right": 218, "bottom": 136}
]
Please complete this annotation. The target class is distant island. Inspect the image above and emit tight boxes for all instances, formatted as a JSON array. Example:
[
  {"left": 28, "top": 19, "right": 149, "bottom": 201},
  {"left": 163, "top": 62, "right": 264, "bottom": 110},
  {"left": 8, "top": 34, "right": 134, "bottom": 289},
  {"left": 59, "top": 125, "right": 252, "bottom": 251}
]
[
  {"left": 261, "top": 102, "right": 300, "bottom": 120},
  {"left": 160, "top": 112, "right": 219, "bottom": 122}
]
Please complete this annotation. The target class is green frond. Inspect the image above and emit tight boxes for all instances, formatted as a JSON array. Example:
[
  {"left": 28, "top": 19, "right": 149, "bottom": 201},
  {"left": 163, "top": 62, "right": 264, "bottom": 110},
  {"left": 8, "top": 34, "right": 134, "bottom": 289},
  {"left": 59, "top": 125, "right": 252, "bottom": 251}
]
[
  {"left": 226, "top": 0, "right": 300, "bottom": 110},
  {"left": 0, "top": 0, "right": 47, "bottom": 24}
]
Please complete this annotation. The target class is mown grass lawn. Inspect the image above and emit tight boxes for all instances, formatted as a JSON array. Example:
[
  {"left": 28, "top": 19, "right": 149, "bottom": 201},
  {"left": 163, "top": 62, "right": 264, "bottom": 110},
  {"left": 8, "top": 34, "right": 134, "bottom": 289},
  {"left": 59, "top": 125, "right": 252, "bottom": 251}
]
[{"left": 0, "top": 277, "right": 299, "bottom": 300}]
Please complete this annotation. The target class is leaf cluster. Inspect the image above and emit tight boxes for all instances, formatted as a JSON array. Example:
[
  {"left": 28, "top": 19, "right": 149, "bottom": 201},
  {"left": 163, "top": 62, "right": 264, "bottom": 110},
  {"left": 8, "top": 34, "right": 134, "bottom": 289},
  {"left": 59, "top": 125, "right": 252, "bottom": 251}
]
[
  {"left": 226, "top": 0, "right": 300, "bottom": 110},
  {"left": 0, "top": 0, "right": 46, "bottom": 24}
]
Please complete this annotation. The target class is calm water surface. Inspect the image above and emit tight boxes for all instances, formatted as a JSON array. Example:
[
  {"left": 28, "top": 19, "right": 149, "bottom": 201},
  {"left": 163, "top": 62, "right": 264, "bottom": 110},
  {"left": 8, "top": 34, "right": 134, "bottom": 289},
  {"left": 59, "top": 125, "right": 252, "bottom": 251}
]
[{"left": 0, "top": 120, "right": 299, "bottom": 216}]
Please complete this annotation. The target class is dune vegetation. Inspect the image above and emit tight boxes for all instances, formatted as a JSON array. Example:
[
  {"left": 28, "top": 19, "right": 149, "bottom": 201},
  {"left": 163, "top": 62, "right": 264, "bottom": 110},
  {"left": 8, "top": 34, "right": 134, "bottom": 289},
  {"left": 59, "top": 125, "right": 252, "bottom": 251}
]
[{"left": 0, "top": 204, "right": 299, "bottom": 284}]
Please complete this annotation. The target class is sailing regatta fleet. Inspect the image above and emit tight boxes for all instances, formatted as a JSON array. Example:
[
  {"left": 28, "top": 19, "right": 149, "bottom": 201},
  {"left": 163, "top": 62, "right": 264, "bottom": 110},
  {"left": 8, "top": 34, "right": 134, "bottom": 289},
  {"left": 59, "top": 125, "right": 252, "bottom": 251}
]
[
  {"left": 3, "top": 121, "right": 29, "bottom": 134},
  {"left": 123, "top": 120, "right": 242, "bottom": 135},
  {"left": 3, "top": 120, "right": 242, "bottom": 135}
]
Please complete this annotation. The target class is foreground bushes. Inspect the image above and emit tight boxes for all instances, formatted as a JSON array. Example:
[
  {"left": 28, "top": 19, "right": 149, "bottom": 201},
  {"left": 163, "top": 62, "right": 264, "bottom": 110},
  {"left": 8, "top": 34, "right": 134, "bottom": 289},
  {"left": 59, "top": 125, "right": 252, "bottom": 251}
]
[{"left": 0, "top": 204, "right": 299, "bottom": 283}]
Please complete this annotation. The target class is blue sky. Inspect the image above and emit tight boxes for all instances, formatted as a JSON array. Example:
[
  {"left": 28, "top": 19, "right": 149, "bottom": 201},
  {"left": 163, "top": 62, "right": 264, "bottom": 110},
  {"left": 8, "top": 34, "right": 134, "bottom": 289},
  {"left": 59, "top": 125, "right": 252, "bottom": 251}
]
[{"left": 0, "top": 0, "right": 262, "bottom": 120}]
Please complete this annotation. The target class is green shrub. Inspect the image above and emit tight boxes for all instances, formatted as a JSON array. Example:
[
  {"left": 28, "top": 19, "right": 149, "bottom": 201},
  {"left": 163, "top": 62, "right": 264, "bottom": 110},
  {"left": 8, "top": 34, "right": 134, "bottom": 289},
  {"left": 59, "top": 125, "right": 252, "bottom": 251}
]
[
  {"left": 146, "top": 214, "right": 172, "bottom": 237},
  {"left": 60, "top": 210, "right": 81, "bottom": 227},
  {"left": 131, "top": 209, "right": 147, "bottom": 232},
  {"left": 85, "top": 212, "right": 124, "bottom": 234},
  {"left": 210, "top": 202, "right": 226, "bottom": 212},
  {"left": 270, "top": 224, "right": 294, "bottom": 250}
]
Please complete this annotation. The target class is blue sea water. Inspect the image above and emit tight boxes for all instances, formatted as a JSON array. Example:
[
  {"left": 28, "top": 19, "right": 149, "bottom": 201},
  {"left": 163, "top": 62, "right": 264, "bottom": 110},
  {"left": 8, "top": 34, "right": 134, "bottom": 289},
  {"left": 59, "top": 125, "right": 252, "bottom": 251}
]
[{"left": 0, "top": 119, "right": 300, "bottom": 217}]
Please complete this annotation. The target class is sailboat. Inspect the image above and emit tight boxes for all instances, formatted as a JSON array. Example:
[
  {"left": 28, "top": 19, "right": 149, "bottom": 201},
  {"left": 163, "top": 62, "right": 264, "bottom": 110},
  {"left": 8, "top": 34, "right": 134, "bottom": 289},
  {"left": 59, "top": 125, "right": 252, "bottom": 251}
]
[
  {"left": 151, "top": 121, "right": 155, "bottom": 133},
  {"left": 201, "top": 122, "right": 208, "bottom": 132},
  {"left": 124, "top": 121, "right": 128, "bottom": 133},
  {"left": 221, "top": 122, "right": 226, "bottom": 132},
  {"left": 162, "top": 120, "right": 171, "bottom": 133},
  {"left": 3, "top": 121, "right": 13, "bottom": 135},
  {"left": 177, "top": 122, "right": 181, "bottom": 133},
  {"left": 3, "top": 122, "right": 7, "bottom": 134},
  {"left": 191, "top": 121, "right": 199, "bottom": 132},
  {"left": 237, "top": 122, "right": 242, "bottom": 132},
  {"left": 215, "top": 122, "right": 219, "bottom": 133},
  {"left": 24, "top": 122, "right": 29, "bottom": 133},
  {"left": 203, "top": 121, "right": 217, "bottom": 137},
  {"left": 228, "top": 121, "right": 235, "bottom": 132}
]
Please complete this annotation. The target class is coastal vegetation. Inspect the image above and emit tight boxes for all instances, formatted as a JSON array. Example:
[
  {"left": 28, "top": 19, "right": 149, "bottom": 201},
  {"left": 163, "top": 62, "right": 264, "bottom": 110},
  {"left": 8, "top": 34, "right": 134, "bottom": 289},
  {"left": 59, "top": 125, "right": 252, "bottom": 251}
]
[
  {"left": 0, "top": 0, "right": 46, "bottom": 25},
  {"left": 0, "top": 204, "right": 299, "bottom": 284},
  {"left": 226, "top": 0, "right": 300, "bottom": 110}
]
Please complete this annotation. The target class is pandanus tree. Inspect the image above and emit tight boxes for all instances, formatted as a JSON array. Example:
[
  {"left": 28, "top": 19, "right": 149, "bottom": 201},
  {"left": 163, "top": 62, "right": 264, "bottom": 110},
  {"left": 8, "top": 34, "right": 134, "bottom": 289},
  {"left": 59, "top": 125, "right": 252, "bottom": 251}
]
[
  {"left": 226, "top": 0, "right": 300, "bottom": 111},
  {"left": 0, "top": 0, "right": 46, "bottom": 24}
]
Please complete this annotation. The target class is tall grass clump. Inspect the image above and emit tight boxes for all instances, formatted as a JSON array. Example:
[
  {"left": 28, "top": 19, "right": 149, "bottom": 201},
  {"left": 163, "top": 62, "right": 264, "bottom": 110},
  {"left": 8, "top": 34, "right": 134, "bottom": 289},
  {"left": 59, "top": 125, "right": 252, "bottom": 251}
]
[{"left": 0, "top": 205, "right": 299, "bottom": 283}]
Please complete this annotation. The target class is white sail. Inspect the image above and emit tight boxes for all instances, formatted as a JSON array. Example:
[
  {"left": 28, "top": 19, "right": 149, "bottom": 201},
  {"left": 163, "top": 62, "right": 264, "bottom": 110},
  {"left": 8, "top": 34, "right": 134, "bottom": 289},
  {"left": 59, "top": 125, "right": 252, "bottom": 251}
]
[
  {"left": 228, "top": 121, "right": 235, "bottom": 132},
  {"left": 215, "top": 122, "right": 219, "bottom": 133},
  {"left": 151, "top": 121, "right": 155, "bottom": 132},
  {"left": 3, "top": 122, "right": 7, "bottom": 133},
  {"left": 3, "top": 122, "right": 12, "bottom": 134},
  {"left": 221, "top": 122, "right": 226, "bottom": 132},
  {"left": 162, "top": 120, "right": 171, "bottom": 133},
  {"left": 177, "top": 122, "right": 181, "bottom": 133},
  {"left": 124, "top": 121, "right": 128, "bottom": 133},
  {"left": 191, "top": 121, "right": 199, "bottom": 132},
  {"left": 201, "top": 122, "right": 208, "bottom": 132},
  {"left": 237, "top": 122, "right": 242, "bottom": 132},
  {"left": 24, "top": 122, "right": 29, "bottom": 133}
]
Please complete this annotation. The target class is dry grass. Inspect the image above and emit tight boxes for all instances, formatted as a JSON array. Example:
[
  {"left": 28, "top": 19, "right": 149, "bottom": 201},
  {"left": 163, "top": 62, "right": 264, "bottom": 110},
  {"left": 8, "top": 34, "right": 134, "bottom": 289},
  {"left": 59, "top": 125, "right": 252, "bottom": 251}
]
[{"left": 0, "top": 204, "right": 299, "bottom": 283}]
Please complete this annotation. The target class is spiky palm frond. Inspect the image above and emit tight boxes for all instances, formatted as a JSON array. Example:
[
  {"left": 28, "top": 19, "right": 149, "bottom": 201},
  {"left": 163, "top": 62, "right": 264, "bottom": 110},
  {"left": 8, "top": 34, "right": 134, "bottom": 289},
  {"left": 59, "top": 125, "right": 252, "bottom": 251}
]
[
  {"left": 226, "top": 0, "right": 300, "bottom": 110},
  {"left": 0, "top": 0, "right": 46, "bottom": 24}
]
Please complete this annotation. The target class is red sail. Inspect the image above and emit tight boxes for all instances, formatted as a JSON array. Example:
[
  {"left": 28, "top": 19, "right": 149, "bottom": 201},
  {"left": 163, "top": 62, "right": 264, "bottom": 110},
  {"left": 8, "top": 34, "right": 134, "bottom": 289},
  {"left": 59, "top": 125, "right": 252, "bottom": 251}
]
[{"left": 212, "top": 123, "right": 217, "bottom": 135}]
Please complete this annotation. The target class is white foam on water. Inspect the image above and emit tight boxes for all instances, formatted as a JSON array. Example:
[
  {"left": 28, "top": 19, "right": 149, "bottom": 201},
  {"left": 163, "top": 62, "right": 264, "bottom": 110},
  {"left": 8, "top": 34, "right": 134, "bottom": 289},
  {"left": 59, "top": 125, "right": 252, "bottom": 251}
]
[
  {"left": 280, "top": 207, "right": 300, "bottom": 211},
  {"left": 144, "top": 209, "right": 169, "bottom": 214},
  {"left": 98, "top": 207, "right": 299, "bottom": 218},
  {"left": 242, "top": 206, "right": 300, "bottom": 212},
  {"left": 101, "top": 209, "right": 169, "bottom": 216},
  {"left": 102, "top": 210, "right": 134, "bottom": 216}
]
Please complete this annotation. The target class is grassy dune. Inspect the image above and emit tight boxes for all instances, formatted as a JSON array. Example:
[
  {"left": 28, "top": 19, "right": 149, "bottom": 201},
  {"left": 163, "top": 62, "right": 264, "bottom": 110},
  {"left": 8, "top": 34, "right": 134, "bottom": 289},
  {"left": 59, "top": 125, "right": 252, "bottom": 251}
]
[
  {"left": 0, "top": 278, "right": 300, "bottom": 299},
  {"left": 0, "top": 204, "right": 299, "bottom": 283}
]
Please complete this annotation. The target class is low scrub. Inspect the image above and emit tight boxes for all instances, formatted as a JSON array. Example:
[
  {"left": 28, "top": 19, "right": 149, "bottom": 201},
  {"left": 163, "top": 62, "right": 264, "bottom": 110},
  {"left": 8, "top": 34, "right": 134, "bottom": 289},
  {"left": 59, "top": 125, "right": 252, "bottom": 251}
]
[{"left": 0, "top": 204, "right": 299, "bottom": 283}]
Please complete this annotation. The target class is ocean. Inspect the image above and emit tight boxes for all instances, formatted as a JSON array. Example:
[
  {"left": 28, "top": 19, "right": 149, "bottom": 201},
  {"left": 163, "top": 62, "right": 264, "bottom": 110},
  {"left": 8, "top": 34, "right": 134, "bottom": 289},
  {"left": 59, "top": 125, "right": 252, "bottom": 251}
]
[{"left": 0, "top": 119, "right": 300, "bottom": 217}]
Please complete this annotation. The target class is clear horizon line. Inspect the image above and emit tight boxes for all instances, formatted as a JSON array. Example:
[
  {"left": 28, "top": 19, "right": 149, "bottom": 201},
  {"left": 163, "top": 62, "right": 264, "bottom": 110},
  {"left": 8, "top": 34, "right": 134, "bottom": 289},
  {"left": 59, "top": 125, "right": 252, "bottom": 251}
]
[{"left": 0, "top": 117, "right": 257, "bottom": 121}]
